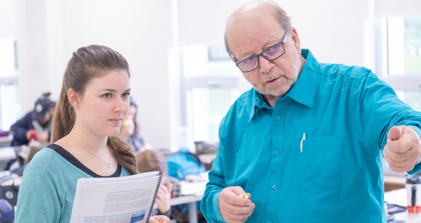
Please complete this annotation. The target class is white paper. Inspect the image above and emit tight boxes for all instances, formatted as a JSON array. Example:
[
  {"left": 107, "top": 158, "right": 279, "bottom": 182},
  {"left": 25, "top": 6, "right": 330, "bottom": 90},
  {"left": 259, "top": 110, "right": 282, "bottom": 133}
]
[
  {"left": 180, "top": 181, "right": 207, "bottom": 196},
  {"left": 70, "top": 171, "right": 161, "bottom": 223}
]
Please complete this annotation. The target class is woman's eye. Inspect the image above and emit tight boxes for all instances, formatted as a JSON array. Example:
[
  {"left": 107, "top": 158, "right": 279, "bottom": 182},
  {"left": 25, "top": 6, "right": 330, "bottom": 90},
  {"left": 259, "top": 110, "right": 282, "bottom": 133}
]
[
  {"left": 122, "top": 93, "right": 130, "bottom": 98},
  {"left": 102, "top": 93, "right": 112, "bottom": 98}
]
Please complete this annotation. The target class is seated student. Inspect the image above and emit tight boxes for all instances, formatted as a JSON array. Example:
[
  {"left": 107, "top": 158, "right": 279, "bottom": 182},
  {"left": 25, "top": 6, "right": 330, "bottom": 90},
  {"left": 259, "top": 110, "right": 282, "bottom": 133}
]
[
  {"left": 10, "top": 93, "right": 55, "bottom": 146},
  {"left": 15, "top": 45, "right": 170, "bottom": 223},
  {"left": 120, "top": 97, "right": 151, "bottom": 153},
  {"left": 136, "top": 150, "right": 181, "bottom": 219}
]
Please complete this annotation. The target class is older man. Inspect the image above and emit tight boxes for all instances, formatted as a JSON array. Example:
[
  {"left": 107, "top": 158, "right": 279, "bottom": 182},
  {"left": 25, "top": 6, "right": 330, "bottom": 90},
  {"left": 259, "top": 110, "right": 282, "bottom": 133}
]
[{"left": 200, "top": 1, "right": 421, "bottom": 223}]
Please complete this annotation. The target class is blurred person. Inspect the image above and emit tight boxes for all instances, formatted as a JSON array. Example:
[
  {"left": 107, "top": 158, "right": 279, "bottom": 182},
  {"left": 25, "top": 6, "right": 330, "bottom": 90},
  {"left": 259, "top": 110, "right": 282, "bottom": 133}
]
[
  {"left": 15, "top": 45, "right": 170, "bottom": 223},
  {"left": 136, "top": 150, "right": 181, "bottom": 219},
  {"left": 120, "top": 97, "right": 151, "bottom": 153},
  {"left": 10, "top": 93, "right": 55, "bottom": 146}
]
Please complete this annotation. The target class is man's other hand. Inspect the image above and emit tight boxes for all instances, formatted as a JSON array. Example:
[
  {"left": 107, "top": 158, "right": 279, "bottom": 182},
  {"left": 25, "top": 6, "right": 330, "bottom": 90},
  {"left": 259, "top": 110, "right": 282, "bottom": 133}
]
[
  {"left": 37, "top": 131, "right": 49, "bottom": 142},
  {"left": 219, "top": 186, "right": 255, "bottom": 223},
  {"left": 384, "top": 126, "right": 421, "bottom": 172}
]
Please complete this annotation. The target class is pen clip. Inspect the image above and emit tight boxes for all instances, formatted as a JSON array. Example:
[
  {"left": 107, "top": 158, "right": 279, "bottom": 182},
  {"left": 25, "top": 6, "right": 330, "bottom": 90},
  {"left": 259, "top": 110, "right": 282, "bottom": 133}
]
[{"left": 300, "top": 133, "right": 305, "bottom": 153}]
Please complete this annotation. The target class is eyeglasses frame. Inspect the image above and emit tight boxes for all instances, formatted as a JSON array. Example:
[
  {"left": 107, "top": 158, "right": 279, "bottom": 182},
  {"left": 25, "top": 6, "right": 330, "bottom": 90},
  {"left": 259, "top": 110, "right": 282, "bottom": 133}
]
[{"left": 234, "top": 30, "right": 289, "bottom": 73}]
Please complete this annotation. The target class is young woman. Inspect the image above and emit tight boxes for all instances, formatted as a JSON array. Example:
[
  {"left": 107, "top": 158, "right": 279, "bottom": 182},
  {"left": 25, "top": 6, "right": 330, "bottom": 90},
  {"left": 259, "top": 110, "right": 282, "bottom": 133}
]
[{"left": 15, "top": 45, "right": 170, "bottom": 223}]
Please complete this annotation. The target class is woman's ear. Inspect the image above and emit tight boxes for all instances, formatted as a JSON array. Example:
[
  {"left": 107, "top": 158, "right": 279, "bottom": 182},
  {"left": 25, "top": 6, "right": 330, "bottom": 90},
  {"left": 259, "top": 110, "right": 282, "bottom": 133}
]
[{"left": 67, "top": 89, "right": 80, "bottom": 109}]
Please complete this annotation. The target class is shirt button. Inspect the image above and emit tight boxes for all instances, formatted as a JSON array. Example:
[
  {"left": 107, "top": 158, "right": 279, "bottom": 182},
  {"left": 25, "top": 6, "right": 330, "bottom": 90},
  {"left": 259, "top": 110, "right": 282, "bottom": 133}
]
[
  {"left": 275, "top": 151, "right": 280, "bottom": 156},
  {"left": 272, "top": 185, "right": 277, "bottom": 190},
  {"left": 275, "top": 116, "right": 280, "bottom": 121},
  {"left": 269, "top": 221, "right": 273, "bottom": 223}
]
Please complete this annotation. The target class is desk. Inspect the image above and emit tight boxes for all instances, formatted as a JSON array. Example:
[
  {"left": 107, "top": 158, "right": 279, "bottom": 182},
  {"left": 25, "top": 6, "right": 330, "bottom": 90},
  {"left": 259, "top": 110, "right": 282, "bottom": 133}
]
[
  {"left": 199, "top": 154, "right": 216, "bottom": 171},
  {"left": 0, "top": 135, "right": 13, "bottom": 148},
  {"left": 172, "top": 195, "right": 203, "bottom": 223},
  {"left": 385, "top": 175, "right": 406, "bottom": 192},
  {"left": 385, "top": 189, "right": 421, "bottom": 222},
  {"left": 0, "top": 146, "right": 21, "bottom": 170},
  {"left": 153, "top": 195, "right": 203, "bottom": 223},
  {"left": 154, "top": 180, "right": 207, "bottom": 223}
]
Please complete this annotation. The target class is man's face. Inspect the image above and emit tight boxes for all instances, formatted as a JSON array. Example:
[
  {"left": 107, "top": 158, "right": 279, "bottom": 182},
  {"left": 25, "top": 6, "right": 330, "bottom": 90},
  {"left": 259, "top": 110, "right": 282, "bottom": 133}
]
[{"left": 228, "top": 12, "right": 303, "bottom": 98}]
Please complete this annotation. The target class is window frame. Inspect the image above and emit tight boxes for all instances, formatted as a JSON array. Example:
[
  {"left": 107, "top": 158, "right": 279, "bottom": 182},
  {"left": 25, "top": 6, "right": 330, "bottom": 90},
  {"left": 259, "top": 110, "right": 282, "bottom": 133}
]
[
  {"left": 0, "top": 76, "right": 19, "bottom": 130},
  {"left": 375, "top": 17, "right": 421, "bottom": 92}
]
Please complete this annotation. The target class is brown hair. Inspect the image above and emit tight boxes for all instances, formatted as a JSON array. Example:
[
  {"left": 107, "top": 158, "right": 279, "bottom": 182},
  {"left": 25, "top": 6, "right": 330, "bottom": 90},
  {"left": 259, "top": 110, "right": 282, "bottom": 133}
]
[
  {"left": 51, "top": 45, "right": 137, "bottom": 175},
  {"left": 136, "top": 150, "right": 168, "bottom": 176},
  {"left": 225, "top": 0, "right": 292, "bottom": 58}
]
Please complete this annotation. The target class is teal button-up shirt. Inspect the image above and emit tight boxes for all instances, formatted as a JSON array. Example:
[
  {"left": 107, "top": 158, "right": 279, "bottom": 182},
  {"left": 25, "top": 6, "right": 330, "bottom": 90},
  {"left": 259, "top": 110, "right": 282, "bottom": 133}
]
[{"left": 201, "top": 49, "right": 421, "bottom": 223}]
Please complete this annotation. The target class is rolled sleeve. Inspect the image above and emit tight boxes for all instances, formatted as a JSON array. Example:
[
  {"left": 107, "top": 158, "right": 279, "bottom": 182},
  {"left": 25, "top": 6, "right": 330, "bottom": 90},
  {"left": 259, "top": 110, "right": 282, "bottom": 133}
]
[
  {"left": 353, "top": 71, "right": 421, "bottom": 153},
  {"left": 212, "top": 191, "right": 226, "bottom": 223},
  {"left": 201, "top": 120, "right": 228, "bottom": 223}
]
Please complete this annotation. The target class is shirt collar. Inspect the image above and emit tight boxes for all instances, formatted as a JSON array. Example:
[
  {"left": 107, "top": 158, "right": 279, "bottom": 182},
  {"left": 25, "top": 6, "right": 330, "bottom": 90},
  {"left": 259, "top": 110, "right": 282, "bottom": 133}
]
[
  {"left": 248, "top": 49, "right": 319, "bottom": 122},
  {"left": 285, "top": 49, "right": 319, "bottom": 109}
]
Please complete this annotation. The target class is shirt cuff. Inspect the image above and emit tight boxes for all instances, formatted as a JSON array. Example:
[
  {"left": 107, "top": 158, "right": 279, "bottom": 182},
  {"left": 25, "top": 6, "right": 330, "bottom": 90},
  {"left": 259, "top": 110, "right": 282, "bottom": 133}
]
[
  {"left": 407, "top": 125, "right": 421, "bottom": 175},
  {"left": 212, "top": 191, "right": 227, "bottom": 223}
]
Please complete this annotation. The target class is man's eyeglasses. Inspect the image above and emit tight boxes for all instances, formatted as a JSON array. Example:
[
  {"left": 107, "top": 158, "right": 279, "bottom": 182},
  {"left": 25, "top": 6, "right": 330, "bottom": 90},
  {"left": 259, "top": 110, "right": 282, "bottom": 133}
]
[{"left": 234, "top": 31, "right": 288, "bottom": 73}]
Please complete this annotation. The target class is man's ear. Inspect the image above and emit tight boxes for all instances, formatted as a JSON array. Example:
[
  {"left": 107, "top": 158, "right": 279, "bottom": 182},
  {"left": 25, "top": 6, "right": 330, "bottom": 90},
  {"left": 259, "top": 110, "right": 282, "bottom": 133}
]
[
  {"left": 67, "top": 88, "right": 80, "bottom": 109},
  {"left": 231, "top": 55, "right": 236, "bottom": 63},
  {"left": 289, "top": 27, "right": 302, "bottom": 54}
]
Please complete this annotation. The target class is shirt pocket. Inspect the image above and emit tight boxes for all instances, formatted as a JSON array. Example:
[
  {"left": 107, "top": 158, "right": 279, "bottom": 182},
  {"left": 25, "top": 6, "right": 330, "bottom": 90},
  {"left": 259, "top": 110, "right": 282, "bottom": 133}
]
[{"left": 293, "top": 136, "right": 342, "bottom": 193}]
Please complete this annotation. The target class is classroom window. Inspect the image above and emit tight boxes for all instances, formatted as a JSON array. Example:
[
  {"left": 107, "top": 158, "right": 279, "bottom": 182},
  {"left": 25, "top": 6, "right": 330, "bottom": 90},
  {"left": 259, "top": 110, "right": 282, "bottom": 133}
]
[
  {"left": 395, "top": 91, "right": 421, "bottom": 112},
  {"left": 182, "top": 45, "right": 237, "bottom": 77},
  {"left": 181, "top": 45, "right": 238, "bottom": 142},
  {"left": 377, "top": 15, "right": 421, "bottom": 96},
  {"left": 0, "top": 38, "right": 20, "bottom": 131},
  {"left": 387, "top": 16, "right": 421, "bottom": 76},
  {"left": 189, "top": 88, "right": 238, "bottom": 142}
]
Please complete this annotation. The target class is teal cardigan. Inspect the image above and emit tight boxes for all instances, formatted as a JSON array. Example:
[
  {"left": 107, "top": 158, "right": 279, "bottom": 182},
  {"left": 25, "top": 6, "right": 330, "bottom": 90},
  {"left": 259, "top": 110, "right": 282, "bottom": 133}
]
[{"left": 15, "top": 148, "right": 130, "bottom": 223}]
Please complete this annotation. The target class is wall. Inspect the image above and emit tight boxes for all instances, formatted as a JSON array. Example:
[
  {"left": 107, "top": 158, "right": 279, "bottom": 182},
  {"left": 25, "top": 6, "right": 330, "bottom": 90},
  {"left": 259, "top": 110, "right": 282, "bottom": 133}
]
[
  {"left": 16, "top": 0, "right": 176, "bottom": 149},
  {"left": 14, "top": 0, "right": 378, "bottom": 149},
  {"left": 178, "top": 0, "right": 374, "bottom": 69},
  {"left": 0, "top": 0, "right": 18, "bottom": 38}
]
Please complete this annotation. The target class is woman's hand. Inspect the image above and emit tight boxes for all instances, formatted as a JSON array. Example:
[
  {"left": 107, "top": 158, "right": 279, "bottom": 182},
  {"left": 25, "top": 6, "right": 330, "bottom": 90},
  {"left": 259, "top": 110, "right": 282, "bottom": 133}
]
[
  {"left": 155, "top": 183, "right": 172, "bottom": 214},
  {"left": 149, "top": 215, "right": 171, "bottom": 223}
]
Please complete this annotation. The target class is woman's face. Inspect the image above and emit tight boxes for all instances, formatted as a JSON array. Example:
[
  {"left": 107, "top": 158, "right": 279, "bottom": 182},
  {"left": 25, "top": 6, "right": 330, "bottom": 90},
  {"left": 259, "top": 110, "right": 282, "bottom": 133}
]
[{"left": 76, "top": 69, "right": 131, "bottom": 137}]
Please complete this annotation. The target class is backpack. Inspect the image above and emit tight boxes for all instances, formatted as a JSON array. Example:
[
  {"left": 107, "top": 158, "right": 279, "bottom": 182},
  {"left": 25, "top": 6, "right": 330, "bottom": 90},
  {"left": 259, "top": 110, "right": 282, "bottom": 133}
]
[
  {"left": 166, "top": 148, "right": 207, "bottom": 221},
  {"left": 166, "top": 148, "right": 206, "bottom": 180},
  {"left": 0, "top": 199, "right": 14, "bottom": 223}
]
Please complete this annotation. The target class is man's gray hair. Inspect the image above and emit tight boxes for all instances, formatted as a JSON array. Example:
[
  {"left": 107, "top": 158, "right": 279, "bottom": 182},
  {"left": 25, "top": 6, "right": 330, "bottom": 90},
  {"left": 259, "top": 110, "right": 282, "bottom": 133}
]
[{"left": 225, "top": 0, "right": 292, "bottom": 59}]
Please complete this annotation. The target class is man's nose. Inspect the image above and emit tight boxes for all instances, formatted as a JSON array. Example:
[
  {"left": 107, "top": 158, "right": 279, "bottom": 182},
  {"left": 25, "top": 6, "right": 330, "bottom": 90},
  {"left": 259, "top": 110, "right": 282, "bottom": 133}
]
[{"left": 259, "top": 56, "right": 274, "bottom": 74}]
